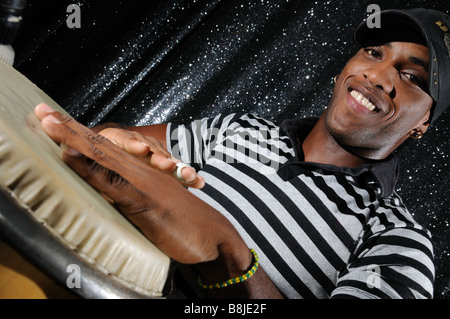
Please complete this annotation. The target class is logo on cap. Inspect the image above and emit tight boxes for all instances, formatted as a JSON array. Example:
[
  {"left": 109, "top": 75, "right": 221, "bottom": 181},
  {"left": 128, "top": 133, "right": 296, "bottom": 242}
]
[{"left": 436, "top": 21, "right": 449, "bottom": 32}]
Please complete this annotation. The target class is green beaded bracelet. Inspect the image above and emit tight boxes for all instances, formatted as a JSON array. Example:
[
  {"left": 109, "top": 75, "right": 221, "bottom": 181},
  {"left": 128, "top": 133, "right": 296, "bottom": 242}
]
[{"left": 197, "top": 249, "right": 260, "bottom": 289}]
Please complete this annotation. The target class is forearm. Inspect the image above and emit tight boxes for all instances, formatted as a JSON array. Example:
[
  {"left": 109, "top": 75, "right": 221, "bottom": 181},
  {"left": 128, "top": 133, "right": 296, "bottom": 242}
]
[
  {"left": 123, "top": 178, "right": 282, "bottom": 298},
  {"left": 154, "top": 193, "right": 282, "bottom": 298}
]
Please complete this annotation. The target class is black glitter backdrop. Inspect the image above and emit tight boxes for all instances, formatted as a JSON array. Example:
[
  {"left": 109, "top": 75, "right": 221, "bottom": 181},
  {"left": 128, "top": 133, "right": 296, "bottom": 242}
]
[{"left": 10, "top": 0, "right": 449, "bottom": 298}]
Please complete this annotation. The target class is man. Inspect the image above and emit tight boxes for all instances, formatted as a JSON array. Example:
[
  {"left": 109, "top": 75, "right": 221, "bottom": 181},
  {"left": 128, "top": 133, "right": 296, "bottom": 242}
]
[{"left": 34, "top": 8, "right": 449, "bottom": 298}]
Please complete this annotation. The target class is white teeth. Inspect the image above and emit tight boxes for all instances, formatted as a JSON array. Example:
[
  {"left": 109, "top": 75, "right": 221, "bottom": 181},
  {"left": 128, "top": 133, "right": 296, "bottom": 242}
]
[{"left": 350, "top": 90, "right": 376, "bottom": 111}]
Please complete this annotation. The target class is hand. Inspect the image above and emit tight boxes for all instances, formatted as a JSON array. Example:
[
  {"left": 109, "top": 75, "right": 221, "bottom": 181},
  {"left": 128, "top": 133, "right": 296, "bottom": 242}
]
[
  {"left": 34, "top": 103, "right": 235, "bottom": 264},
  {"left": 97, "top": 127, "right": 205, "bottom": 189}
]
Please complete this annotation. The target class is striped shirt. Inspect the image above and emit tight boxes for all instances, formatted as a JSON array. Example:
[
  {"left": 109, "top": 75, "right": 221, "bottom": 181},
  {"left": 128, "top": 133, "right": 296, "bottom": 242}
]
[{"left": 167, "top": 113, "right": 435, "bottom": 299}]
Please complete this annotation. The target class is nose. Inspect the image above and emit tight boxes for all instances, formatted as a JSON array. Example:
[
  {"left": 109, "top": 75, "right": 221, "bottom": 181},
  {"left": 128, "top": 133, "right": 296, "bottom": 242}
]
[{"left": 363, "top": 63, "right": 396, "bottom": 97}]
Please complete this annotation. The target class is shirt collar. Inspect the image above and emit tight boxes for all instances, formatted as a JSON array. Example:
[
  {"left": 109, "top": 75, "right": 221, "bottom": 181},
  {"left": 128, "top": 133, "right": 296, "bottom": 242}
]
[{"left": 277, "top": 118, "right": 400, "bottom": 198}]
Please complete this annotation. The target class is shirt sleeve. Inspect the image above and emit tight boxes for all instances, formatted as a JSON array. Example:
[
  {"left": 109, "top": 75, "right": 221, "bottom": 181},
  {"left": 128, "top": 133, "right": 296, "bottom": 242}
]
[{"left": 331, "top": 225, "right": 435, "bottom": 299}]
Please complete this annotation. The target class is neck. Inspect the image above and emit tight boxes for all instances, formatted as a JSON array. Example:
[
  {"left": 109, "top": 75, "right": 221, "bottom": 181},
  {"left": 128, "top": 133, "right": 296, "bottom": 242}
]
[{"left": 302, "top": 116, "right": 370, "bottom": 168}]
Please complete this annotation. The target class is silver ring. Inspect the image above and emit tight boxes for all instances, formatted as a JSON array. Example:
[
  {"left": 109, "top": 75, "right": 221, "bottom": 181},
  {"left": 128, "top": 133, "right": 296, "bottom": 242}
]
[{"left": 174, "top": 162, "right": 193, "bottom": 183}]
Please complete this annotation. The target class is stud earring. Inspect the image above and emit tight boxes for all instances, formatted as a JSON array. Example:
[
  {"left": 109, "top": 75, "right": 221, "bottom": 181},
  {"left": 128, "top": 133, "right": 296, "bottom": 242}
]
[
  {"left": 409, "top": 128, "right": 423, "bottom": 140},
  {"left": 333, "top": 75, "right": 339, "bottom": 83}
]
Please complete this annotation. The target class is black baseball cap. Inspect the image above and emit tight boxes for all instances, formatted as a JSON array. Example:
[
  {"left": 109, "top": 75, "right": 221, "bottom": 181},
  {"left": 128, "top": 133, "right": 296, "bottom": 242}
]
[{"left": 354, "top": 8, "right": 450, "bottom": 124}]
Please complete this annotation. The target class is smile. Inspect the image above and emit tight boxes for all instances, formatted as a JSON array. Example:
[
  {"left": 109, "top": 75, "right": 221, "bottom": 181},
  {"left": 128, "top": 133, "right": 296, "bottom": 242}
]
[{"left": 349, "top": 89, "right": 378, "bottom": 112}]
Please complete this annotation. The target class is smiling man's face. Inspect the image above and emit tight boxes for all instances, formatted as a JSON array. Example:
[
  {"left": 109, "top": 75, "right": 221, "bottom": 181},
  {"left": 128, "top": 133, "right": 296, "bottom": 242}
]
[{"left": 325, "top": 38, "right": 433, "bottom": 160}]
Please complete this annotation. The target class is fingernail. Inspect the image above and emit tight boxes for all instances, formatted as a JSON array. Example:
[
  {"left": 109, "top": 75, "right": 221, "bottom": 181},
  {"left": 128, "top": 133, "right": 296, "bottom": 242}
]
[
  {"left": 61, "top": 144, "right": 81, "bottom": 157},
  {"left": 37, "top": 103, "right": 54, "bottom": 113},
  {"left": 66, "top": 147, "right": 81, "bottom": 157},
  {"left": 46, "top": 115, "right": 61, "bottom": 124},
  {"left": 139, "top": 141, "right": 150, "bottom": 149}
]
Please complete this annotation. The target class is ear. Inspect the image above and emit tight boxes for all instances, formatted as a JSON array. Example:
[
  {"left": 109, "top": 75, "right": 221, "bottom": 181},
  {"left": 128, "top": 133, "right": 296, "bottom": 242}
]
[{"left": 415, "top": 109, "right": 431, "bottom": 134}]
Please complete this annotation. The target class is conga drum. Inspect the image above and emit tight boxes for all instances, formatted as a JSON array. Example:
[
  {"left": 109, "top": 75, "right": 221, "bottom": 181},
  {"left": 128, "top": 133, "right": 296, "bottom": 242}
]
[{"left": 0, "top": 59, "right": 172, "bottom": 298}]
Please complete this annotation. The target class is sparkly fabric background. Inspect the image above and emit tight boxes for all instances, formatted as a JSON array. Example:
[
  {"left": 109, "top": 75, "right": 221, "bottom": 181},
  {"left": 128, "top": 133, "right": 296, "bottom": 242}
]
[{"left": 12, "top": 0, "right": 449, "bottom": 298}]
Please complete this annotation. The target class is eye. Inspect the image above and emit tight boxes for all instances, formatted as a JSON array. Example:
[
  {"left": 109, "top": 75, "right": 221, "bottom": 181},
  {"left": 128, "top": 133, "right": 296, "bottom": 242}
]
[
  {"left": 402, "top": 72, "right": 428, "bottom": 92},
  {"left": 403, "top": 73, "right": 419, "bottom": 83},
  {"left": 364, "top": 48, "right": 382, "bottom": 59}
]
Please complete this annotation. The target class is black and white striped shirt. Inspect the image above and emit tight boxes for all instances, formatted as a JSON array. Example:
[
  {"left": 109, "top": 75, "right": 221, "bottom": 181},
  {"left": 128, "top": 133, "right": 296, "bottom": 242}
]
[{"left": 167, "top": 113, "right": 435, "bottom": 299}]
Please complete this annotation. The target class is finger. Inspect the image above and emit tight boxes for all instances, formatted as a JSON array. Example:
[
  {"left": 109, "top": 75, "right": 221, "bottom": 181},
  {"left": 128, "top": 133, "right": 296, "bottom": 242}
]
[
  {"left": 99, "top": 128, "right": 176, "bottom": 172},
  {"left": 35, "top": 102, "right": 57, "bottom": 120},
  {"left": 97, "top": 127, "right": 204, "bottom": 188},
  {"left": 61, "top": 148, "right": 149, "bottom": 214},
  {"left": 35, "top": 104, "right": 154, "bottom": 191},
  {"left": 98, "top": 129, "right": 205, "bottom": 189},
  {"left": 99, "top": 128, "right": 150, "bottom": 156}
]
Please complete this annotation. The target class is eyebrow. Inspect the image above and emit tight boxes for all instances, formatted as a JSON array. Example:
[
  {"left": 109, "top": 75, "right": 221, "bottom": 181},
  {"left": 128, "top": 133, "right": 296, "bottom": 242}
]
[
  {"left": 409, "top": 56, "right": 429, "bottom": 73},
  {"left": 383, "top": 42, "right": 429, "bottom": 72}
]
